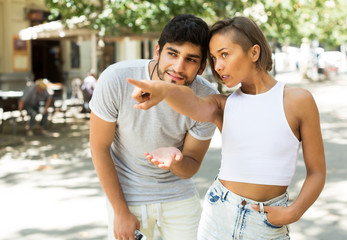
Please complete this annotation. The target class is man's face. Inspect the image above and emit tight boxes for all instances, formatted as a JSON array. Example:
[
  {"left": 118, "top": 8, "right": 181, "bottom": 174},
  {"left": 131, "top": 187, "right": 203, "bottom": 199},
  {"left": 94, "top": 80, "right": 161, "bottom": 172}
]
[
  {"left": 154, "top": 42, "right": 205, "bottom": 85},
  {"left": 36, "top": 85, "right": 44, "bottom": 94}
]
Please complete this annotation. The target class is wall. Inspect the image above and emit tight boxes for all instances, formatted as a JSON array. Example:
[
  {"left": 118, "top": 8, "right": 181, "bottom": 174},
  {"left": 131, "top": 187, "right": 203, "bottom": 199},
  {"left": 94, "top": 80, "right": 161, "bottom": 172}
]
[
  {"left": 116, "top": 37, "right": 141, "bottom": 62},
  {"left": 0, "top": 0, "right": 46, "bottom": 90},
  {"left": 0, "top": 0, "right": 4, "bottom": 73},
  {"left": 0, "top": 0, "right": 156, "bottom": 93}
]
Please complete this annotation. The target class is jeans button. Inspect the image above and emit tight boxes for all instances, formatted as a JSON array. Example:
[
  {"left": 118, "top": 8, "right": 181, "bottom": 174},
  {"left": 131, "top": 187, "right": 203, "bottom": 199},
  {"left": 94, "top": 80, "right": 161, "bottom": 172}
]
[{"left": 241, "top": 200, "right": 247, "bottom": 206}]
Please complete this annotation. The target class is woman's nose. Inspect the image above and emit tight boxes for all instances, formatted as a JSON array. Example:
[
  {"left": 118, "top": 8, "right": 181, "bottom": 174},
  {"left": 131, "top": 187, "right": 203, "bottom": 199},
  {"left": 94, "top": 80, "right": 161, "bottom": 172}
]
[{"left": 214, "top": 59, "right": 223, "bottom": 72}]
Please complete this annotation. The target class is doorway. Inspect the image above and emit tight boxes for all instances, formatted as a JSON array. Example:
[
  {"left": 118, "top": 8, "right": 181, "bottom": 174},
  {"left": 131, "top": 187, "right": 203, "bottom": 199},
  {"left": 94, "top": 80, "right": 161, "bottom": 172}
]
[{"left": 31, "top": 40, "right": 62, "bottom": 83}]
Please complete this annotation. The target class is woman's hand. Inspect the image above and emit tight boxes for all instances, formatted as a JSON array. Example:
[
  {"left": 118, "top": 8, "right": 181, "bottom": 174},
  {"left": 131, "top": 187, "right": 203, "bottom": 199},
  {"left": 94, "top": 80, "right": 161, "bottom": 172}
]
[
  {"left": 127, "top": 78, "right": 171, "bottom": 110},
  {"left": 252, "top": 204, "right": 299, "bottom": 226}
]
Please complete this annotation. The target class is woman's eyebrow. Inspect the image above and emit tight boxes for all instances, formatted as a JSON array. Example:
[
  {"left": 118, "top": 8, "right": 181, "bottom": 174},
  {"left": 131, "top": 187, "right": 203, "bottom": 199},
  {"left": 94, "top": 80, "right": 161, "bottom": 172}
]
[{"left": 217, "top": 48, "right": 228, "bottom": 53}]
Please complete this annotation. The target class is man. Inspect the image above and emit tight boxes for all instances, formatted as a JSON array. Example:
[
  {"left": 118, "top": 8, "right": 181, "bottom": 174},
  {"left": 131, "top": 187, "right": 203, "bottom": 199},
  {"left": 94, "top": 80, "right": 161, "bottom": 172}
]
[
  {"left": 18, "top": 79, "right": 53, "bottom": 136},
  {"left": 89, "top": 14, "right": 218, "bottom": 240}
]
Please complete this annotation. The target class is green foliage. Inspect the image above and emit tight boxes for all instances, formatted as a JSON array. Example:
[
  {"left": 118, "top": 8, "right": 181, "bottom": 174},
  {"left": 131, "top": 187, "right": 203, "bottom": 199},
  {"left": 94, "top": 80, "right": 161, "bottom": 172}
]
[
  {"left": 44, "top": 0, "right": 215, "bottom": 36},
  {"left": 295, "top": 0, "right": 347, "bottom": 48},
  {"left": 44, "top": 0, "right": 347, "bottom": 48}
]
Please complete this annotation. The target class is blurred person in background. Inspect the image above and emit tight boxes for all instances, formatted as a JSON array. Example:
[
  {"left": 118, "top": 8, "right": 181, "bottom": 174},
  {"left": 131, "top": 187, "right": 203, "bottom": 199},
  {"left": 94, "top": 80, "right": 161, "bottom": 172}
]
[
  {"left": 81, "top": 70, "right": 97, "bottom": 113},
  {"left": 18, "top": 79, "right": 53, "bottom": 136}
]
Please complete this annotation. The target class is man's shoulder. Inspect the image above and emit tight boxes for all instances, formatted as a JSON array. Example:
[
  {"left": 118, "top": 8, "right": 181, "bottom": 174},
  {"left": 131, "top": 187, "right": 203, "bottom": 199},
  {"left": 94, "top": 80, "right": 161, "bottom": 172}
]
[
  {"left": 191, "top": 75, "right": 219, "bottom": 95},
  {"left": 23, "top": 84, "right": 36, "bottom": 96},
  {"left": 109, "top": 59, "right": 149, "bottom": 70},
  {"left": 98, "top": 59, "right": 149, "bottom": 85}
]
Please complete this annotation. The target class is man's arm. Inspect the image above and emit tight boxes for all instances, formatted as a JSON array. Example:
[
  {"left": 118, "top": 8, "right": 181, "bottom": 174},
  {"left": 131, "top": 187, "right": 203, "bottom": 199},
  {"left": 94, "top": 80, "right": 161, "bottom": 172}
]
[
  {"left": 90, "top": 112, "right": 139, "bottom": 240},
  {"left": 43, "top": 96, "right": 53, "bottom": 114},
  {"left": 146, "top": 133, "right": 212, "bottom": 179},
  {"left": 18, "top": 99, "right": 24, "bottom": 118},
  {"left": 174, "top": 133, "right": 211, "bottom": 178}
]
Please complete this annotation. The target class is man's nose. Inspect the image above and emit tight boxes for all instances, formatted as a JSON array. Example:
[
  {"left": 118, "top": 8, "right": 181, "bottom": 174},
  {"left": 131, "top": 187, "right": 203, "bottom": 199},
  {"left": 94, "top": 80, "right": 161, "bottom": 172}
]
[{"left": 173, "top": 58, "right": 185, "bottom": 73}]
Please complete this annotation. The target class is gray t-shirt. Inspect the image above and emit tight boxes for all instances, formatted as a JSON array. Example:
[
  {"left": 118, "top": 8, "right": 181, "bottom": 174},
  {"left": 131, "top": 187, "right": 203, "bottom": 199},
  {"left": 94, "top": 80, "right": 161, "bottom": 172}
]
[{"left": 90, "top": 59, "right": 219, "bottom": 205}]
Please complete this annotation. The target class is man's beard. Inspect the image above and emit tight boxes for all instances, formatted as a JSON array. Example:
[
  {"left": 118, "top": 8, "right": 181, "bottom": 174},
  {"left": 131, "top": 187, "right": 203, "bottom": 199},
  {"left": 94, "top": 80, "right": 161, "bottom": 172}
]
[{"left": 156, "top": 58, "right": 191, "bottom": 86}]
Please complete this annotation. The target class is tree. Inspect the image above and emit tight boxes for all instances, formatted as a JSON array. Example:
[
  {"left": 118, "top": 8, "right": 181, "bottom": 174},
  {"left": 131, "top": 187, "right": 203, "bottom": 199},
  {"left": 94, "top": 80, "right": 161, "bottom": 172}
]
[
  {"left": 44, "top": 0, "right": 214, "bottom": 37},
  {"left": 295, "top": 0, "right": 347, "bottom": 49},
  {"left": 44, "top": 0, "right": 346, "bottom": 48}
]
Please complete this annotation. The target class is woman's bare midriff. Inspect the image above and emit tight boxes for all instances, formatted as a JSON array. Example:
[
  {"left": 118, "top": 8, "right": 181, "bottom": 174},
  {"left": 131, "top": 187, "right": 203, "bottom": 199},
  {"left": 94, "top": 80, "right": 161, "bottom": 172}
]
[{"left": 219, "top": 179, "right": 288, "bottom": 202}]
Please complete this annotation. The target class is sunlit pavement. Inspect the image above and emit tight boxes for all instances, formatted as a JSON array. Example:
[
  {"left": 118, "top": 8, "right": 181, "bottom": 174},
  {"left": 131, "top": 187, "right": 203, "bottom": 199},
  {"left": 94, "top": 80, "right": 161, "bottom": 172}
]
[{"left": 1, "top": 71, "right": 347, "bottom": 240}]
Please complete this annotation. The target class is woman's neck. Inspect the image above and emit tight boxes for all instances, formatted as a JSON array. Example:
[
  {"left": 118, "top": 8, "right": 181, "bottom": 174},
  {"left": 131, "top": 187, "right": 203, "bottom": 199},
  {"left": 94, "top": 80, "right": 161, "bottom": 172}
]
[{"left": 241, "top": 72, "right": 276, "bottom": 95}]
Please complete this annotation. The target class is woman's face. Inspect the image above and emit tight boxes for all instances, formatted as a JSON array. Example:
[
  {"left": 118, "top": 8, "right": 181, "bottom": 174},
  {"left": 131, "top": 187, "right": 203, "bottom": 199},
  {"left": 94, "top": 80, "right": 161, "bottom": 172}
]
[{"left": 209, "top": 32, "right": 254, "bottom": 88}]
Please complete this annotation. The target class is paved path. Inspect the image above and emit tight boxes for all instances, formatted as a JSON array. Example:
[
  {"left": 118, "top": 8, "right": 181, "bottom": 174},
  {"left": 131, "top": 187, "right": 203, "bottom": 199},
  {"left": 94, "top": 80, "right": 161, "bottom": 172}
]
[{"left": 0, "top": 71, "right": 346, "bottom": 240}]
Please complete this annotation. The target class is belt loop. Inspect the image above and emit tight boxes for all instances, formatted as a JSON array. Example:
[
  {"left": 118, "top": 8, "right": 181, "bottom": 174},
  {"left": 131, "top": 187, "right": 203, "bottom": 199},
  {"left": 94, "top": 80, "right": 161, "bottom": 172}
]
[
  {"left": 141, "top": 205, "right": 148, "bottom": 229},
  {"left": 259, "top": 202, "right": 265, "bottom": 214},
  {"left": 222, "top": 190, "right": 229, "bottom": 200}
]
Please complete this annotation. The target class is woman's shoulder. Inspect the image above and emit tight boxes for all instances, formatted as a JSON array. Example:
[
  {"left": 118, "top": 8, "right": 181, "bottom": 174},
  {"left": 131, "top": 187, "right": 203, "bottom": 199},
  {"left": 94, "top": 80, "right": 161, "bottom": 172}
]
[
  {"left": 284, "top": 85, "right": 318, "bottom": 119},
  {"left": 284, "top": 85, "right": 314, "bottom": 103},
  {"left": 207, "top": 93, "right": 228, "bottom": 114}
]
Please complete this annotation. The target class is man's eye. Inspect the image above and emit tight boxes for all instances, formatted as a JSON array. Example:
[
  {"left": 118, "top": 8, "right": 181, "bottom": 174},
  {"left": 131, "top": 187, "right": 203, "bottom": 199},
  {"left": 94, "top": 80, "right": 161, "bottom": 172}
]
[
  {"left": 187, "top": 58, "right": 197, "bottom": 62},
  {"left": 168, "top": 52, "right": 176, "bottom": 57}
]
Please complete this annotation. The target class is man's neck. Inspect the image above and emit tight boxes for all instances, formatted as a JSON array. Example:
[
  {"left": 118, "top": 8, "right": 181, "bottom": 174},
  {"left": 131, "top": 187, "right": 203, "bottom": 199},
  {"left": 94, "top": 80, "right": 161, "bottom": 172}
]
[{"left": 148, "top": 60, "right": 158, "bottom": 80}]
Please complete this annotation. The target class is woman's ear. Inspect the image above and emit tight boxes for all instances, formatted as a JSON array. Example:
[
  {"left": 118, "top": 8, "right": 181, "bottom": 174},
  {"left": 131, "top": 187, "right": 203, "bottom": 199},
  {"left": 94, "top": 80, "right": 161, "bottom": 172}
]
[
  {"left": 153, "top": 44, "right": 160, "bottom": 61},
  {"left": 250, "top": 44, "right": 260, "bottom": 62}
]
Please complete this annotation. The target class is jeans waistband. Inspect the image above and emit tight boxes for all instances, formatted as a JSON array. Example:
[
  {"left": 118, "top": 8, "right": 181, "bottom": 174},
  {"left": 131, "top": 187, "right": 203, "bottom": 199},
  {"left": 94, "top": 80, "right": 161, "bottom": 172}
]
[{"left": 215, "top": 178, "right": 288, "bottom": 206}]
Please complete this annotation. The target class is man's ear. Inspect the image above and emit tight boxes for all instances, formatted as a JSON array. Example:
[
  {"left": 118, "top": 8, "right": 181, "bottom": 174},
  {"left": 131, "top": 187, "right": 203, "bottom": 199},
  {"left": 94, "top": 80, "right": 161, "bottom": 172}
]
[
  {"left": 197, "top": 61, "right": 207, "bottom": 75},
  {"left": 153, "top": 44, "right": 160, "bottom": 61},
  {"left": 249, "top": 44, "right": 260, "bottom": 62}
]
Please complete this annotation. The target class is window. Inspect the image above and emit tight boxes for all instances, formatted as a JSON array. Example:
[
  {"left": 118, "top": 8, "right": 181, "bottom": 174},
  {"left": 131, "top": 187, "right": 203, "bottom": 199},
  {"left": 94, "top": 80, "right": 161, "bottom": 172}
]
[{"left": 70, "top": 41, "right": 80, "bottom": 68}]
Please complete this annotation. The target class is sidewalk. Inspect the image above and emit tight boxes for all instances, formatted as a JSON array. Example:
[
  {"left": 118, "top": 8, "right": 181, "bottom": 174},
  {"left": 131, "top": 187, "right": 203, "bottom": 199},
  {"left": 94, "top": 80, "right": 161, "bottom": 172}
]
[{"left": 1, "top": 71, "right": 347, "bottom": 240}]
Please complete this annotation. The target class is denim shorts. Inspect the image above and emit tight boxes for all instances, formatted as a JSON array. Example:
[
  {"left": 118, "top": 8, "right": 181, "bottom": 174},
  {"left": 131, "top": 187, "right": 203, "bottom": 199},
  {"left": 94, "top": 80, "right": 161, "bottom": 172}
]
[{"left": 198, "top": 179, "right": 290, "bottom": 240}]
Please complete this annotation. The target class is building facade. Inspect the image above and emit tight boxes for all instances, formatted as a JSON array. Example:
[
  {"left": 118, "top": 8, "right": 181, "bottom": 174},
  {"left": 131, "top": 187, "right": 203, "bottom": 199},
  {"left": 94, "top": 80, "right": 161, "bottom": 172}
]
[{"left": 0, "top": 0, "right": 157, "bottom": 95}]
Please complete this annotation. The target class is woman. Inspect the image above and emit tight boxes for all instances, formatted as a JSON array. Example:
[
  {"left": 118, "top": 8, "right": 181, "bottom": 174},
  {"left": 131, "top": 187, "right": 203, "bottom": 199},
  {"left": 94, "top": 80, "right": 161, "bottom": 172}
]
[{"left": 128, "top": 16, "right": 326, "bottom": 239}]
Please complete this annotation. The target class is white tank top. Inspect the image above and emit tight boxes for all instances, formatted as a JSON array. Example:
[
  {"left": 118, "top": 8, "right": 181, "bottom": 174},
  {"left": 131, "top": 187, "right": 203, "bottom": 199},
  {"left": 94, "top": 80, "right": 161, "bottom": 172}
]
[{"left": 218, "top": 81, "right": 300, "bottom": 186}]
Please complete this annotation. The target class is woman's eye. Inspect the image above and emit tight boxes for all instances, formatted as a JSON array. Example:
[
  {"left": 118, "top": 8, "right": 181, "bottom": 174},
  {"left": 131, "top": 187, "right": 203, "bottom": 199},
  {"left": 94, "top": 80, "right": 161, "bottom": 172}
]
[{"left": 222, "top": 53, "right": 228, "bottom": 58}]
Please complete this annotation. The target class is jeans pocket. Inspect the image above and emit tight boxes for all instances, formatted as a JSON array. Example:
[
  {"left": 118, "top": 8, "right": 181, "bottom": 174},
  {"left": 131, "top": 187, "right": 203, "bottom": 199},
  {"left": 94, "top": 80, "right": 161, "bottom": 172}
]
[
  {"left": 205, "top": 187, "right": 220, "bottom": 205},
  {"left": 264, "top": 213, "right": 284, "bottom": 229}
]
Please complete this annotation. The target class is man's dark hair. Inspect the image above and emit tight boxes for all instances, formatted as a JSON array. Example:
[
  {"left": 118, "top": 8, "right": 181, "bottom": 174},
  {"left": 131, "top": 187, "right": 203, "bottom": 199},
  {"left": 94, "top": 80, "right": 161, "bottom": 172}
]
[{"left": 158, "top": 14, "right": 209, "bottom": 64}]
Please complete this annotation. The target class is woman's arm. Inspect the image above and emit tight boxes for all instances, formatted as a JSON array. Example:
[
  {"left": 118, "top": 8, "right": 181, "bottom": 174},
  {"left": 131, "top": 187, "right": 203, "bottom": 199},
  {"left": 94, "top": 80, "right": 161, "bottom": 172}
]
[
  {"left": 286, "top": 89, "right": 326, "bottom": 222},
  {"left": 253, "top": 88, "right": 326, "bottom": 225},
  {"left": 127, "top": 78, "right": 225, "bottom": 128}
]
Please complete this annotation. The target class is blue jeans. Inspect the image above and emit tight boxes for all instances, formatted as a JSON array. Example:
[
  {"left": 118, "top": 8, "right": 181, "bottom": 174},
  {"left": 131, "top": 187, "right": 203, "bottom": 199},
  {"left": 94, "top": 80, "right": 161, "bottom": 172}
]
[
  {"left": 198, "top": 179, "right": 290, "bottom": 240},
  {"left": 26, "top": 106, "right": 48, "bottom": 128}
]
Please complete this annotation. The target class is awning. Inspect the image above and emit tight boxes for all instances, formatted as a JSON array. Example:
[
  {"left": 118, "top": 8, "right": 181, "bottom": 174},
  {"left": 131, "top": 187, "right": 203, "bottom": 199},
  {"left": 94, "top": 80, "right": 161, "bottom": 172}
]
[
  {"left": 19, "top": 16, "right": 95, "bottom": 40},
  {"left": 19, "top": 16, "right": 160, "bottom": 41}
]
